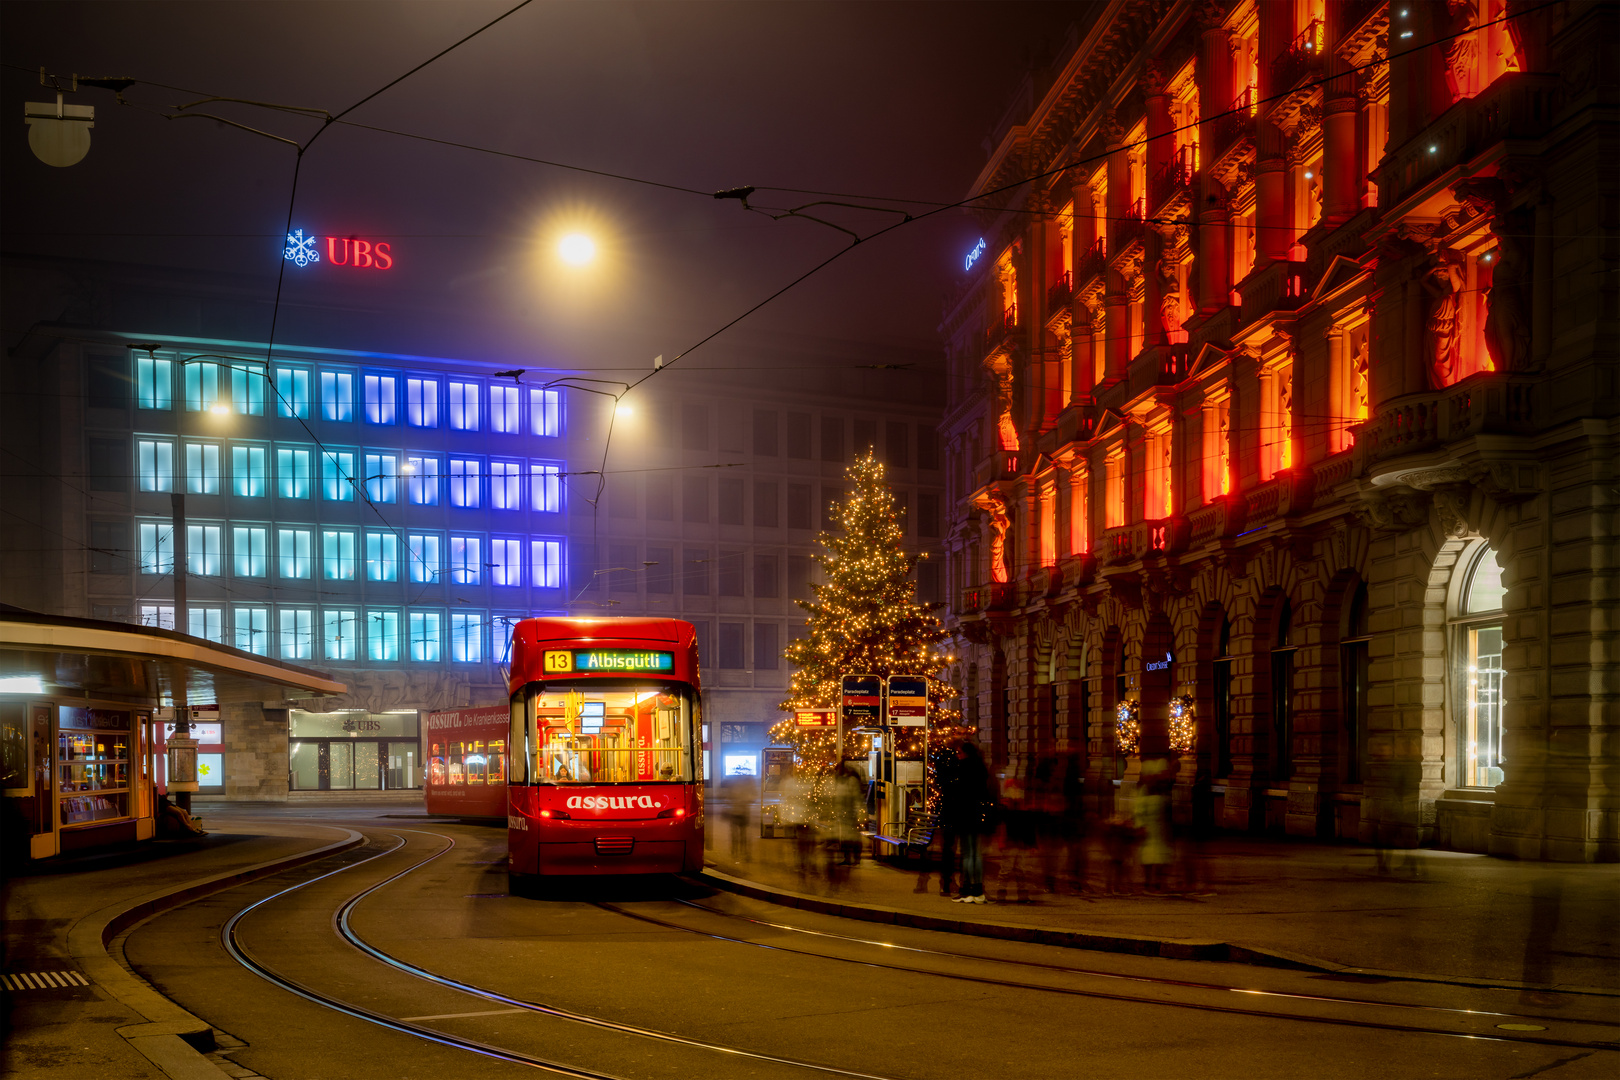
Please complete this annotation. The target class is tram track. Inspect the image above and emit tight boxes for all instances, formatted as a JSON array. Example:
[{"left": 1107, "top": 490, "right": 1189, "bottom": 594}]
[
  {"left": 219, "top": 826, "right": 904, "bottom": 1080},
  {"left": 133, "top": 820, "right": 1617, "bottom": 1077},
  {"left": 581, "top": 897, "right": 1620, "bottom": 1054}
]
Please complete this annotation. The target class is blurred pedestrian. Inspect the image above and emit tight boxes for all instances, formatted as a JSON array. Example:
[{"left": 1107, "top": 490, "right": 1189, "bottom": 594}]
[
  {"left": 995, "top": 763, "right": 1039, "bottom": 903},
  {"left": 942, "top": 741, "right": 993, "bottom": 903},
  {"left": 720, "top": 767, "right": 754, "bottom": 862},
  {"left": 829, "top": 760, "right": 864, "bottom": 869},
  {"left": 1060, "top": 752, "right": 1090, "bottom": 894},
  {"left": 1135, "top": 756, "right": 1174, "bottom": 892}
]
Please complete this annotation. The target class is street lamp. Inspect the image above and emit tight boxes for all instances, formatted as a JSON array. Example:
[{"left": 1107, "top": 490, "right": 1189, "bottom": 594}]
[{"left": 558, "top": 233, "right": 596, "bottom": 265}]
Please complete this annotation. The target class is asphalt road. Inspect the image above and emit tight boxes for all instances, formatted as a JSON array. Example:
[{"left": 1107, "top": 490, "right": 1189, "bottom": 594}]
[{"left": 117, "top": 816, "right": 1620, "bottom": 1080}]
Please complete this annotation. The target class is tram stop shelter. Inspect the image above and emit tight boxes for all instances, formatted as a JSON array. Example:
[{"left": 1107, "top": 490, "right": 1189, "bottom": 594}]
[{"left": 0, "top": 606, "right": 345, "bottom": 861}]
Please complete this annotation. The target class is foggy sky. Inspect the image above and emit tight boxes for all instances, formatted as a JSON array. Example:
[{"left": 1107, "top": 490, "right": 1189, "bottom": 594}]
[{"left": 3, "top": 1, "right": 1081, "bottom": 377}]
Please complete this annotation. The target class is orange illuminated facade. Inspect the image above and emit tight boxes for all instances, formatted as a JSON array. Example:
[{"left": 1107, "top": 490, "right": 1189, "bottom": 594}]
[{"left": 940, "top": 0, "right": 1619, "bottom": 860}]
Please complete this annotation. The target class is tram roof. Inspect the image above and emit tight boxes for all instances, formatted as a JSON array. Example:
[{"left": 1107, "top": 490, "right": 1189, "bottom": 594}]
[{"left": 0, "top": 605, "right": 347, "bottom": 707}]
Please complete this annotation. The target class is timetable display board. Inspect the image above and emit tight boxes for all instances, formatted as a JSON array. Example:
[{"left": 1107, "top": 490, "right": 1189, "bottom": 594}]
[
  {"left": 886, "top": 676, "right": 928, "bottom": 727},
  {"left": 841, "top": 675, "right": 882, "bottom": 725}
]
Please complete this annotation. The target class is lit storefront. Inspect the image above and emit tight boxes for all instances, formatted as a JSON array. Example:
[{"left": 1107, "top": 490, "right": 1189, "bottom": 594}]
[
  {"left": 288, "top": 709, "right": 421, "bottom": 791},
  {"left": 1, "top": 609, "right": 344, "bottom": 860}
]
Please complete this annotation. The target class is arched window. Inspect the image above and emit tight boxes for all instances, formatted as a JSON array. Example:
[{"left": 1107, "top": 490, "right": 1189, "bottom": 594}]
[
  {"left": 1341, "top": 584, "right": 1370, "bottom": 784},
  {"left": 1451, "top": 544, "right": 1506, "bottom": 788},
  {"left": 1213, "top": 616, "right": 1233, "bottom": 778},
  {"left": 1272, "top": 601, "right": 1295, "bottom": 780}
]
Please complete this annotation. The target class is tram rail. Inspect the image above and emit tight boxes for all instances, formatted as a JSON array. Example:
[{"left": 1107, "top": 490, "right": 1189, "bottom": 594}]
[{"left": 118, "top": 820, "right": 1617, "bottom": 1075}]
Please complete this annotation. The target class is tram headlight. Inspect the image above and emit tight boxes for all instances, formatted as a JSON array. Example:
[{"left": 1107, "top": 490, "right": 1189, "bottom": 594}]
[
  {"left": 539, "top": 808, "right": 571, "bottom": 819},
  {"left": 656, "top": 806, "right": 686, "bottom": 819}
]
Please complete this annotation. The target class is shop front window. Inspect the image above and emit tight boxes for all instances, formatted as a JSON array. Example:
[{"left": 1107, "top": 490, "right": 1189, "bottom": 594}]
[
  {"left": 1453, "top": 545, "right": 1506, "bottom": 788},
  {"left": 58, "top": 708, "right": 133, "bottom": 826}
]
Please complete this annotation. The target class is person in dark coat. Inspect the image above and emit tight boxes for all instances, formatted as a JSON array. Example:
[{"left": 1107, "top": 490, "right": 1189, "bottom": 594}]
[{"left": 940, "top": 741, "right": 992, "bottom": 903}]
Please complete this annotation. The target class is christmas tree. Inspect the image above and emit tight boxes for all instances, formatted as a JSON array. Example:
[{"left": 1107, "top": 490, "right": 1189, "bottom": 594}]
[{"left": 772, "top": 451, "right": 963, "bottom": 784}]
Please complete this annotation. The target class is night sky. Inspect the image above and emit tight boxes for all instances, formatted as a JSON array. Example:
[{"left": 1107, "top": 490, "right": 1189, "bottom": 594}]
[{"left": 3, "top": 1, "right": 1085, "bottom": 386}]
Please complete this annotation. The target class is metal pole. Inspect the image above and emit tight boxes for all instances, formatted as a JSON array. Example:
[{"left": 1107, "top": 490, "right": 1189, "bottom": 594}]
[{"left": 170, "top": 492, "right": 187, "bottom": 633}]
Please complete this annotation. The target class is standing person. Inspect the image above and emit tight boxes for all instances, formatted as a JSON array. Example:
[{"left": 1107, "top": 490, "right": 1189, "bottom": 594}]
[{"left": 943, "top": 742, "right": 993, "bottom": 904}]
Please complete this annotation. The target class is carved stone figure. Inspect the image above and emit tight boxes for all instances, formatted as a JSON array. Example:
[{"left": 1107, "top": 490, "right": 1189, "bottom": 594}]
[
  {"left": 984, "top": 495, "right": 1012, "bottom": 583},
  {"left": 1423, "top": 248, "right": 1468, "bottom": 388},
  {"left": 1451, "top": 176, "right": 1533, "bottom": 371},
  {"left": 1484, "top": 205, "right": 1533, "bottom": 371}
]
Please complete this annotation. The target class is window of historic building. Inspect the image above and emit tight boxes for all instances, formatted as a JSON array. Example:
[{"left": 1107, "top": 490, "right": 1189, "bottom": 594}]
[
  {"left": 1271, "top": 600, "right": 1295, "bottom": 781},
  {"left": 1330, "top": 319, "right": 1370, "bottom": 455},
  {"left": 1038, "top": 479, "right": 1057, "bottom": 567},
  {"left": 1068, "top": 465, "right": 1089, "bottom": 557},
  {"left": 1213, "top": 615, "right": 1233, "bottom": 778},
  {"left": 1202, "top": 392, "right": 1232, "bottom": 502},
  {"left": 1452, "top": 543, "right": 1506, "bottom": 788},
  {"left": 1104, "top": 448, "right": 1125, "bottom": 528},
  {"left": 1144, "top": 422, "right": 1172, "bottom": 521},
  {"left": 1341, "top": 583, "right": 1370, "bottom": 785},
  {"left": 1261, "top": 358, "right": 1294, "bottom": 478}
]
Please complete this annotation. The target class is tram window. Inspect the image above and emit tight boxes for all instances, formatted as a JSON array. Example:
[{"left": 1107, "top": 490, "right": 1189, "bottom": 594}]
[
  {"left": 486, "top": 740, "right": 506, "bottom": 784},
  {"left": 526, "top": 687, "right": 694, "bottom": 784}
]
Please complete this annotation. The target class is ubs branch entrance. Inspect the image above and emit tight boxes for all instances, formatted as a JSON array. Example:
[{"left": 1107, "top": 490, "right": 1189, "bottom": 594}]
[{"left": 289, "top": 709, "right": 420, "bottom": 791}]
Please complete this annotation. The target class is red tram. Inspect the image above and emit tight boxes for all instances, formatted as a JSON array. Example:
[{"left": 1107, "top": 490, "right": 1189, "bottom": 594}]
[{"left": 506, "top": 617, "right": 705, "bottom": 885}]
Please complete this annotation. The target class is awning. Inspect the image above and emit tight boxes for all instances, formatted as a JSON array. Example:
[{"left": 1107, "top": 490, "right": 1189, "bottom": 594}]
[{"left": 0, "top": 607, "right": 346, "bottom": 706}]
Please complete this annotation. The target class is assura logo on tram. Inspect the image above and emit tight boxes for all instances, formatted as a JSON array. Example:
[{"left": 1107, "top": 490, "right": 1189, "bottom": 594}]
[{"left": 566, "top": 795, "right": 662, "bottom": 810}]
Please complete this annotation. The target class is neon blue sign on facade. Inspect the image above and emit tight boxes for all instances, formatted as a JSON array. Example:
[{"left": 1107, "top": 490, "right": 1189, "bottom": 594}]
[{"left": 964, "top": 238, "right": 986, "bottom": 272}]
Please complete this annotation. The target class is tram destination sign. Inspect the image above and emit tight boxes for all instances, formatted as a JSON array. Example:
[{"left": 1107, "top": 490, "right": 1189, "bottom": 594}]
[
  {"left": 543, "top": 649, "right": 674, "bottom": 674},
  {"left": 885, "top": 675, "right": 928, "bottom": 727},
  {"left": 841, "top": 674, "right": 883, "bottom": 726}
]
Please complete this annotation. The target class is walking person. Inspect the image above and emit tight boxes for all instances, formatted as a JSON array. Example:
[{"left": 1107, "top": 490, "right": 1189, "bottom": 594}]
[{"left": 941, "top": 741, "right": 993, "bottom": 903}]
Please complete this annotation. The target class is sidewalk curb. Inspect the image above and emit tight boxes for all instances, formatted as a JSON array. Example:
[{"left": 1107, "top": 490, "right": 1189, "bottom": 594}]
[
  {"left": 700, "top": 867, "right": 1620, "bottom": 997},
  {"left": 67, "top": 824, "right": 368, "bottom": 1080},
  {"left": 699, "top": 867, "right": 1328, "bottom": 971}
]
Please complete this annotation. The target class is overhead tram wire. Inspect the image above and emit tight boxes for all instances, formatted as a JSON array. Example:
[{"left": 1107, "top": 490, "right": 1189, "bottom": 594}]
[{"left": 15, "top": 4, "right": 1550, "bottom": 616}]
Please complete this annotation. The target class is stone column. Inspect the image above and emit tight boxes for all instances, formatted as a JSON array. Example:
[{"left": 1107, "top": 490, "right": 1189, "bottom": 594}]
[
  {"left": 1104, "top": 117, "right": 1133, "bottom": 382},
  {"left": 1196, "top": 15, "right": 1233, "bottom": 314},
  {"left": 1254, "top": 1, "right": 1292, "bottom": 266}
]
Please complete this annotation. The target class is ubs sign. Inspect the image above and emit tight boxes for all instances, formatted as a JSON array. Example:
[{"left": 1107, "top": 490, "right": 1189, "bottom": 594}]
[{"left": 284, "top": 229, "right": 395, "bottom": 270}]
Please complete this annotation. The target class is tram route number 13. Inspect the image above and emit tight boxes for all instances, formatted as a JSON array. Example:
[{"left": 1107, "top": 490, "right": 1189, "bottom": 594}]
[{"left": 543, "top": 650, "right": 574, "bottom": 673}]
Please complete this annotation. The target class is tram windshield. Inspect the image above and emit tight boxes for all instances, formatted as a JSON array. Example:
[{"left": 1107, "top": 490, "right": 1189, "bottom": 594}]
[{"left": 524, "top": 683, "right": 695, "bottom": 784}]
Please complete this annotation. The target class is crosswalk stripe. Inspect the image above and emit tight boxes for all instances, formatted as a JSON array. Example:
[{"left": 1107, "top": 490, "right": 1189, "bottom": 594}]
[{"left": 2, "top": 971, "right": 89, "bottom": 990}]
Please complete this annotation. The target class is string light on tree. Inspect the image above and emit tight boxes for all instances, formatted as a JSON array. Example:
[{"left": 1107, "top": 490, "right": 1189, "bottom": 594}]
[
  {"left": 1168, "top": 694, "right": 1196, "bottom": 754},
  {"left": 1116, "top": 698, "right": 1141, "bottom": 755}
]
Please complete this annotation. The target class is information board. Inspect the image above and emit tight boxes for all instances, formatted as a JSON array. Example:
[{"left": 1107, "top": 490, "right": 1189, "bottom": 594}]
[
  {"left": 885, "top": 675, "right": 928, "bottom": 727},
  {"left": 841, "top": 675, "right": 883, "bottom": 725}
]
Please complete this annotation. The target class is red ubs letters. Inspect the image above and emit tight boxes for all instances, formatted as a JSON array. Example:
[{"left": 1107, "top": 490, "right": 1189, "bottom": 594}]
[{"left": 325, "top": 237, "right": 394, "bottom": 270}]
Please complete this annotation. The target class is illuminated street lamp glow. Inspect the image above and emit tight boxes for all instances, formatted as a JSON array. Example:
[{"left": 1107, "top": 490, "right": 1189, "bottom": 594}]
[
  {"left": 558, "top": 233, "right": 596, "bottom": 265},
  {"left": 210, "top": 404, "right": 230, "bottom": 416},
  {"left": 615, "top": 403, "right": 634, "bottom": 418}
]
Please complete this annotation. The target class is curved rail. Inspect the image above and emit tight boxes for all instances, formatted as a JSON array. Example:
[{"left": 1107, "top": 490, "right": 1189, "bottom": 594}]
[
  {"left": 221, "top": 832, "right": 622, "bottom": 1078},
  {"left": 225, "top": 828, "right": 901, "bottom": 1080}
]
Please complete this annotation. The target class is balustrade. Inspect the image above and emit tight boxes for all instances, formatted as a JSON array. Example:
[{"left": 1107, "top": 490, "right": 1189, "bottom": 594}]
[
  {"left": 1075, "top": 238, "right": 1106, "bottom": 286},
  {"left": 1361, "top": 374, "right": 1541, "bottom": 468},
  {"left": 1212, "top": 85, "right": 1257, "bottom": 158},
  {"left": 1046, "top": 270, "right": 1072, "bottom": 313},
  {"left": 1271, "top": 18, "right": 1324, "bottom": 92},
  {"left": 1148, "top": 151, "right": 1196, "bottom": 213},
  {"left": 983, "top": 302, "right": 1019, "bottom": 355}
]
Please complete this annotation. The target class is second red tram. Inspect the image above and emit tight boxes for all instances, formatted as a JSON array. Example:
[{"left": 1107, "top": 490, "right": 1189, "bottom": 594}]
[{"left": 506, "top": 617, "right": 705, "bottom": 884}]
